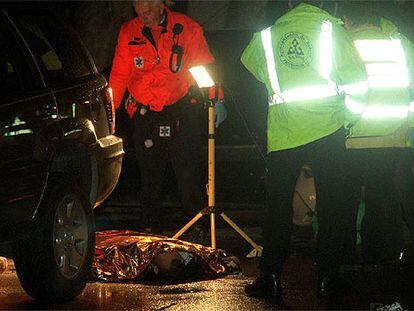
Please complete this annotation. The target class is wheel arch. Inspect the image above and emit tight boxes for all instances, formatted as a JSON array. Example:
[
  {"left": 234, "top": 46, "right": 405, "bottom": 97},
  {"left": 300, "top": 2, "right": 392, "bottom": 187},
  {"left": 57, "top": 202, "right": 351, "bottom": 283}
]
[{"left": 33, "top": 141, "right": 98, "bottom": 221}]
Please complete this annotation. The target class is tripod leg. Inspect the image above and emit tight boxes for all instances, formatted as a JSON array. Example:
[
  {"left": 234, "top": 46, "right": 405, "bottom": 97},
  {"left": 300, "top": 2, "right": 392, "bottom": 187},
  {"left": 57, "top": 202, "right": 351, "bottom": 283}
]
[
  {"left": 173, "top": 212, "right": 203, "bottom": 239},
  {"left": 220, "top": 212, "right": 263, "bottom": 252},
  {"left": 211, "top": 212, "right": 216, "bottom": 248}
]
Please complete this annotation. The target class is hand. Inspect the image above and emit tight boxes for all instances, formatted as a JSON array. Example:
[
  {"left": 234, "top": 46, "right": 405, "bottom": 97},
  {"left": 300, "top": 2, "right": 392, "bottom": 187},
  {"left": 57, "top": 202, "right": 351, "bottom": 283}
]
[{"left": 214, "top": 103, "right": 227, "bottom": 128}]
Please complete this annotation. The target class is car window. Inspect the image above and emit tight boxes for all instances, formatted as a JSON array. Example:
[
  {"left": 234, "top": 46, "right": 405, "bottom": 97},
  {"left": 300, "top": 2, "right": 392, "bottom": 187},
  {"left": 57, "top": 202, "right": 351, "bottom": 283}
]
[
  {"left": 0, "top": 11, "right": 49, "bottom": 105},
  {"left": 10, "top": 11, "right": 92, "bottom": 85},
  {"left": 0, "top": 32, "right": 23, "bottom": 103}
]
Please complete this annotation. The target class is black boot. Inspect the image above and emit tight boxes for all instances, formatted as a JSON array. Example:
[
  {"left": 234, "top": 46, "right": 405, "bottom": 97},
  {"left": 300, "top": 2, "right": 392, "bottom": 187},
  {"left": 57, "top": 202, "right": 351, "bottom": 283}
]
[{"left": 245, "top": 274, "right": 282, "bottom": 299}]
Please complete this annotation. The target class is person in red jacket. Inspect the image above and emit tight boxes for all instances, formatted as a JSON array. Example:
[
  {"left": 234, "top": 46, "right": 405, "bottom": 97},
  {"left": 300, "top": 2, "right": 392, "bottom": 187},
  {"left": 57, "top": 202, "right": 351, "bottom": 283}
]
[{"left": 110, "top": 0, "right": 226, "bottom": 236}]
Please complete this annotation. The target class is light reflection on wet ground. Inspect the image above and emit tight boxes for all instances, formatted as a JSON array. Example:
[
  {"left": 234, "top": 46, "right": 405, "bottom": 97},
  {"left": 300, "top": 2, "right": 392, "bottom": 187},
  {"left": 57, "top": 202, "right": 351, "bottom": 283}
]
[
  {"left": 1, "top": 257, "right": 414, "bottom": 310},
  {"left": 0, "top": 273, "right": 290, "bottom": 311}
]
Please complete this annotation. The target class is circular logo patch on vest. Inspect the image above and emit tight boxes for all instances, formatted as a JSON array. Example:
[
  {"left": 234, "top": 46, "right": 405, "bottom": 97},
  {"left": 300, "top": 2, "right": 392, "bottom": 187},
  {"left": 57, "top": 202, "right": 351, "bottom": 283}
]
[{"left": 278, "top": 32, "right": 313, "bottom": 69}]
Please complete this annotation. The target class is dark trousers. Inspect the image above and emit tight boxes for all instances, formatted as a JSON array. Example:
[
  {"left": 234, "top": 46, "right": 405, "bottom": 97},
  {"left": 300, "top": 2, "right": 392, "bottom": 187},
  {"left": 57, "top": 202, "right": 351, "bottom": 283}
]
[
  {"left": 345, "top": 148, "right": 406, "bottom": 263},
  {"left": 261, "top": 128, "right": 350, "bottom": 277},
  {"left": 132, "top": 97, "right": 204, "bottom": 223}
]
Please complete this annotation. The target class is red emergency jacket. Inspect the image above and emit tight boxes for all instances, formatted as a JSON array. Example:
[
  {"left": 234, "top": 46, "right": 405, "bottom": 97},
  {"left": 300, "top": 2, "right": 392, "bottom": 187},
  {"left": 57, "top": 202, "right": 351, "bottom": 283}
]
[{"left": 109, "top": 8, "right": 214, "bottom": 118}]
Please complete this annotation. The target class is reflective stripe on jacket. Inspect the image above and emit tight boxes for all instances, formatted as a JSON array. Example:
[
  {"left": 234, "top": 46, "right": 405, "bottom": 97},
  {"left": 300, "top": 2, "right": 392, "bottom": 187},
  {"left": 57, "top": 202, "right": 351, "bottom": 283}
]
[
  {"left": 241, "top": 3, "right": 367, "bottom": 152},
  {"left": 109, "top": 8, "right": 214, "bottom": 117},
  {"left": 347, "top": 18, "right": 414, "bottom": 148}
]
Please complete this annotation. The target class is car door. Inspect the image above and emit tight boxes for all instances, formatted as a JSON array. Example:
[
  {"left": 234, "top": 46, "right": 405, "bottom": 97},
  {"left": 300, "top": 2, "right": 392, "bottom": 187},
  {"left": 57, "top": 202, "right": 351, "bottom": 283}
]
[{"left": 0, "top": 9, "right": 59, "bottom": 228}]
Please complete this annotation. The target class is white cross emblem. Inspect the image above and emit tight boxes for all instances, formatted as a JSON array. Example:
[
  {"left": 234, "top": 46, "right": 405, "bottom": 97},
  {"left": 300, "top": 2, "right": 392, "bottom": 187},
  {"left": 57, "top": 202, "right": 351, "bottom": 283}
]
[
  {"left": 134, "top": 57, "right": 144, "bottom": 68},
  {"left": 159, "top": 126, "right": 171, "bottom": 137}
]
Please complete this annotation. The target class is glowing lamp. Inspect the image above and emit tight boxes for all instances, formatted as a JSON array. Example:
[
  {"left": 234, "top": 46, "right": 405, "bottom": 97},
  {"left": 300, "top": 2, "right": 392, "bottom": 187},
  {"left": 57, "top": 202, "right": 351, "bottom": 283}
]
[{"left": 189, "top": 66, "right": 215, "bottom": 88}]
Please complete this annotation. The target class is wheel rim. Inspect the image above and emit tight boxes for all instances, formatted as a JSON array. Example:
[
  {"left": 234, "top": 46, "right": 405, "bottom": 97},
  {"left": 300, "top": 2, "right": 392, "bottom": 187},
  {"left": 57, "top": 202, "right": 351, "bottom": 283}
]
[{"left": 53, "top": 194, "right": 89, "bottom": 279}]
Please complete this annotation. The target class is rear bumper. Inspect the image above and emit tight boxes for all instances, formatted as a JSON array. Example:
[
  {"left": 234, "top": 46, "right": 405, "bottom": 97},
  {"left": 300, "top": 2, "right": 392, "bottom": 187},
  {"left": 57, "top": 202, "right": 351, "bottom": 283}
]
[{"left": 92, "top": 135, "right": 124, "bottom": 207}]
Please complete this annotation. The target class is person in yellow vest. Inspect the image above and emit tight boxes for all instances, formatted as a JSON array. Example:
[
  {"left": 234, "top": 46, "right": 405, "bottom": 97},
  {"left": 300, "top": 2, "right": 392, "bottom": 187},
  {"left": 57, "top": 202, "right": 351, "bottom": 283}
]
[
  {"left": 241, "top": 1, "right": 367, "bottom": 299},
  {"left": 344, "top": 15, "right": 414, "bottom": 263}
]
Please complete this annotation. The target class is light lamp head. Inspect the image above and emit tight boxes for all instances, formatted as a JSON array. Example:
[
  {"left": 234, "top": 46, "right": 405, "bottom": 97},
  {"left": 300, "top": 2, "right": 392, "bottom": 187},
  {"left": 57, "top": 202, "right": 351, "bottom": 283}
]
[{"left": 189, "top": 66, "right": 215, "bottom": 88}]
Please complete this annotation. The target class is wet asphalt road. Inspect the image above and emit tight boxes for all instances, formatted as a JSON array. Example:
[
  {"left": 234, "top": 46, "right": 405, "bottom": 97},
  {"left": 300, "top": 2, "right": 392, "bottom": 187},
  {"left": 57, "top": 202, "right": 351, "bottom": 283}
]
[
  {"left": 2, "top": 256, "right": 414, "bottom": 310},
  {"left": 0, "top": 264, "right": 324, "bottom": 311}
]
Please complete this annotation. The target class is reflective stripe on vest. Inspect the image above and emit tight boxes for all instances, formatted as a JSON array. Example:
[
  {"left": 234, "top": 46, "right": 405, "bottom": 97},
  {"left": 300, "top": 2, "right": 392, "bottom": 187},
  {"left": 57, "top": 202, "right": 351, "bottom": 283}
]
[
  {"left": 345, "top": 96, "right": 366, "bottom": 114},
  {"left": 347, "top": 99, "right": 410, "bottom": 118},
  {"left": 262, "top": 21, "right": 339, "bottom": 106},
  {"left": 319, "top": 21, "right": 332, "bottom": 81},
  {"left": 351, "top": 39, "right": 411, "bottom": 119},
  {"left": 261, "top": 27, "right": 283, "bottom": 104},
  {"left": 354, "top": 39, "right": 409, "bottom": 89},
  {"left": 362, "top": 105, "right": 409, "bottom": 119},
  {"left": 340, "top": 81, "right": 369, "bottom": 114}
]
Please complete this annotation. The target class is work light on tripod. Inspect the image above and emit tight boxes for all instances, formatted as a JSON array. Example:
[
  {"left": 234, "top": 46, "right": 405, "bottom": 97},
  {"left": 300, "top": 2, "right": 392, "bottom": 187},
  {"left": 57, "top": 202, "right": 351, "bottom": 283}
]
[{"left": 172, "top": 65, "right": 263, "bottom": 257}]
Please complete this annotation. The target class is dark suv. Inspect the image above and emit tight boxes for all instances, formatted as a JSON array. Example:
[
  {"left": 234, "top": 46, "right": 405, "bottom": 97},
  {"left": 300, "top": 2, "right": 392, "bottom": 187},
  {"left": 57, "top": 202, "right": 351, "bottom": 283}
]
[{"left": 0, "top": 6, "right": 124, "bottom": 301}]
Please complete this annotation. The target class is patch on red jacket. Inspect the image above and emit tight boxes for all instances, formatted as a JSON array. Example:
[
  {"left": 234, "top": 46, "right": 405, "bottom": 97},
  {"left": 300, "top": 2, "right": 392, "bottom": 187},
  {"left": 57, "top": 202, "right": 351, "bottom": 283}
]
[{"left": 134, "top": 56, "right": 144, "bottom": 68}]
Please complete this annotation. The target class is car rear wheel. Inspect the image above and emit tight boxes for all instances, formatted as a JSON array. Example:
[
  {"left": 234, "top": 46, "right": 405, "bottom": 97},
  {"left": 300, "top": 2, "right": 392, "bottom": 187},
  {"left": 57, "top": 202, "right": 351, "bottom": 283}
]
[{"left": 13, "top": 177, "right": 95, "bottom": 302}]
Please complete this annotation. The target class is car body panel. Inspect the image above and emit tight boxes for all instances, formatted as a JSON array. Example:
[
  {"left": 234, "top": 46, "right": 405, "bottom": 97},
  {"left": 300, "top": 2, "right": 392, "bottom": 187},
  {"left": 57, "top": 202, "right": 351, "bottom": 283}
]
[
  {"left": 0, "top": 94, "right": 58, "bottom": 227},
  {"left": 0, "top": 6, "right": 124, "bottom": 233}
]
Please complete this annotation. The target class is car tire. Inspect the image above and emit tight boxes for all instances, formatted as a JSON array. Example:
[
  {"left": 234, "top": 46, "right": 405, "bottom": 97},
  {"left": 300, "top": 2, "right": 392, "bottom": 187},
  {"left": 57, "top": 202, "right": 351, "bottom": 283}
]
[{"left": 13, "top": 177, "right": 95, "bottom": 302}]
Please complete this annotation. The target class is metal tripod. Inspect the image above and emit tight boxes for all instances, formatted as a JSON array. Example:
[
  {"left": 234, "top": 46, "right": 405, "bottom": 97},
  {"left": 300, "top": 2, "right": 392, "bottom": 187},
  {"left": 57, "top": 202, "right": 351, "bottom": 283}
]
[{"left": 172, "top": 91, "right": 263, "bottom": 257}]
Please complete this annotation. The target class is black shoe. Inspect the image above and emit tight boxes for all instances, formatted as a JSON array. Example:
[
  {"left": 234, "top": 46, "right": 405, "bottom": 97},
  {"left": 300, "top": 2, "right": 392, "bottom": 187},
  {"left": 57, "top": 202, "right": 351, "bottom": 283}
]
[{"left": 245, "top": 274, "right": 282, "bottom": 299}]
